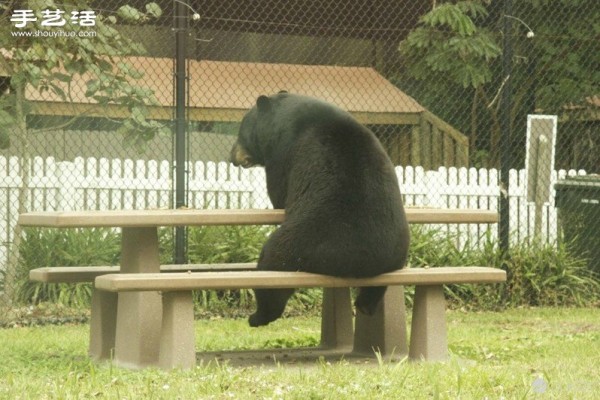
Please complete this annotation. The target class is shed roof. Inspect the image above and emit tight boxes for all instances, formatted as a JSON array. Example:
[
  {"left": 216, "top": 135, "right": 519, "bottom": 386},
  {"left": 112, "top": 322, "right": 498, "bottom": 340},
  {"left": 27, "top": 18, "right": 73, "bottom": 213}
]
[
  {"left": 185, "top": 60, "right": 424, "bottom": 114},
  {"left": 19, "top": 57, "right": 424, "bottom": 117}
]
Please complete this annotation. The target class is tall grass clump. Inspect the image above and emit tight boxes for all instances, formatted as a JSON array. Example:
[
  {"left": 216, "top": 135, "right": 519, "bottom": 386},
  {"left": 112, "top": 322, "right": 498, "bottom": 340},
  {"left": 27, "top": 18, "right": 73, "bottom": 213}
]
[
  {"left": 187, "top": 225, "right": 272, "bottom": 264},
  {"left": 500, "top": 238, "right": 600, "bottom": 307},
  {"left": 187, "top": 225, "right": 268, "bottom": 313},
  {"left": 408, "top": 226, "right": 600, "bottom": 309},
  {"left": 15, "top": 228, "right": 121, "bottom": 307}
]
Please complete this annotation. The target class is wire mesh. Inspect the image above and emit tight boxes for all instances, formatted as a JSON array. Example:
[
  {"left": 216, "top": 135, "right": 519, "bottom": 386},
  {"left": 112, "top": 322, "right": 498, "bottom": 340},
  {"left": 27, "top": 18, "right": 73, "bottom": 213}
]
[{"left": 0, "top": 0, "right": 598, "bottom": 310}]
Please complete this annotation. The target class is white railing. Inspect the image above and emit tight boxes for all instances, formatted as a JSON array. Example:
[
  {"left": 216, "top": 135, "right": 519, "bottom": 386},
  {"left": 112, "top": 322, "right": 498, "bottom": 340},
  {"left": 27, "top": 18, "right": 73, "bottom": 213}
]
[
  {"left": 0, "top": 156, "right": 587, "bottom": 268},
  {"left": 396, "top": 165, "right": 586, "bottom": 247}
]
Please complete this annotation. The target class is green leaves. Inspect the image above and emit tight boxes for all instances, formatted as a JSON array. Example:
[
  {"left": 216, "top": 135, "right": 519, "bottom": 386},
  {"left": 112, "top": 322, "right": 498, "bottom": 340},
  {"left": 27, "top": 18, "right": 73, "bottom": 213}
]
[
  {"left": 145, "top": 2, "right": 163, "bottom": 18},
  {"left": 117, "top": 5, "right": 144, "bottom": 21},
  {"left": 118, "top": 104, "right": 171, "bottom": 151},
  {"left": 117, "top": 2, "right": 162, "bottom": 22},
  {"left": 399, "top": 0, "right": 500, "bottom": 89},
  {"left": 421, "top": 1, "right": 486, "bottom": 37},
  {"left": 1, "top": 1, "right": 166, "bottom": 151},
  {"left": 519, "top": 0, "right": 600, "bottom": 113},
  {"left": 117, "top": 61, "right": 144, "bottom": 79},
  {"left": 0, "top": 105, "right": 13, "bottom": 148},
  {"left": 187, "top": 226, "right": 274, "bottom": 264}
]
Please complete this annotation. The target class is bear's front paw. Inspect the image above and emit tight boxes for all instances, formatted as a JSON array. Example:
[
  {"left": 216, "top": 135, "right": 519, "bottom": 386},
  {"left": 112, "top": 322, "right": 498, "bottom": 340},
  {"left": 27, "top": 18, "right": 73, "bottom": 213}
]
[{"left": 248, "top": 313, "right": 269, "bottom": 327}]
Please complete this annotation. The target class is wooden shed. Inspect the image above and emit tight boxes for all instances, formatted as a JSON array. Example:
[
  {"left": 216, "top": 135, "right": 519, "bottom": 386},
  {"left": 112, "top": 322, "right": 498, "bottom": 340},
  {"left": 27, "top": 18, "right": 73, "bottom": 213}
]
[{"left": 23, "top": 57, "right": 469, "bottom": 168}]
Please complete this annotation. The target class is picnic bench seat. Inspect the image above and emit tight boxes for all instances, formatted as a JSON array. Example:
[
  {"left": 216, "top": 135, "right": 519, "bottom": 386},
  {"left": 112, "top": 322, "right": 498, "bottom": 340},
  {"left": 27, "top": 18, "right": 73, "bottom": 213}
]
[
  {"left": 95, "top": 266, "right": 506, "bottom": 370},
  {"left": 29, "top": 263, "right": 257, "bottom": 283}
]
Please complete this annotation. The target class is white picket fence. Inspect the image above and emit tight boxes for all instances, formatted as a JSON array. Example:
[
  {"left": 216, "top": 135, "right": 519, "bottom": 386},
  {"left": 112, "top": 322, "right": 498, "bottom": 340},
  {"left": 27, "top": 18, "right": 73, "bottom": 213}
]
[
  {"left": 397, "top": 165, "right": 586, "bottom": 248},
  {"left": 0, "top": 156, "right": 587, "bottom": 269}
]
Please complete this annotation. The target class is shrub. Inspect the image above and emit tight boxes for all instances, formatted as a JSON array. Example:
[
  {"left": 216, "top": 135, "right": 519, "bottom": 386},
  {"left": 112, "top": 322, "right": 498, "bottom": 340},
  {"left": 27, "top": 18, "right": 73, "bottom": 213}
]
[
  {"left": 408, "top": 226, "right": 600, "bottom": 309},
  {"left": 13, "top": 225, "right": 277, "bottom": 312},
  {"left": 499, "top": 238, "right": 600, "bottom": 307},
  {"left": 15, "top": 228, "right": 121, "bottom": 307},
  {"left": 187, "top": 225, "right": 273, "bottom": 264},
  {"left": 14, "top": 224, "right": 598, "bottom": 314},
  {"left": 187, "top": 225, "right": 271, "bottom": 310}
]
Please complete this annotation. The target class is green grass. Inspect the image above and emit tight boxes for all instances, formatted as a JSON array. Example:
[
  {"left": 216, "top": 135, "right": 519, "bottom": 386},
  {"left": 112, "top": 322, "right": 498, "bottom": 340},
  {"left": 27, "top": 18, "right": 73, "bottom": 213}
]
[{"left": 1, "top": 308, "right": 599, "bottom": 399}]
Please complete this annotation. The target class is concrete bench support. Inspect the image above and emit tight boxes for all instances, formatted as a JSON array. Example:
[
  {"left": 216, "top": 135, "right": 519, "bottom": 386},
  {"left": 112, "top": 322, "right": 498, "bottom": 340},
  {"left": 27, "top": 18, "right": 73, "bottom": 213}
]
[
  {"left": 89, "top": 289, "right": 118, "bottom": 360},
  {"left": 159, "top": 292, "right": 196, "bottom": 370},
  {"left": 353, "top": 286, "right": 407, "bottom": 358},
  {"left": 409, "top": 285, "right": 448, "bottom": 361},
  {"left": 320, "top": 288, "right": 354, "bottom": 350},
  {"left": 114, "top": 227, "right": 162, "bottom": 369}
]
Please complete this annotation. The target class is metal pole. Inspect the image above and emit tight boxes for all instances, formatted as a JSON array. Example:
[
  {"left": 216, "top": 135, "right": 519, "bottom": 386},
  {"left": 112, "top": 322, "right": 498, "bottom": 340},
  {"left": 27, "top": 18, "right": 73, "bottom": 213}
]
[
  {"left": 499, "top": 0, "right": 513, "bottom": 255},
  {"left": 174, "top": 0, "right": 188, "bottom": 263}
]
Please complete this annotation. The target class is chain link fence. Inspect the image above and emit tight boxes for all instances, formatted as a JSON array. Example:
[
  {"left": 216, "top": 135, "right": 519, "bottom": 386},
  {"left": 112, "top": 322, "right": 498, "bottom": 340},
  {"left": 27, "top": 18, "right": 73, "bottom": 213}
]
[{"left": 0, "top": 0, "right": 598, "bottom": 314}]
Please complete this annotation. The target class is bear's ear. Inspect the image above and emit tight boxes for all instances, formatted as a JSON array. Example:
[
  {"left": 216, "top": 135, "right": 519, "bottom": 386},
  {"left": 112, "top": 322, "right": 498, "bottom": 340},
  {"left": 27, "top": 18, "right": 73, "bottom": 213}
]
[{"left": 256, "top": 95, "right": 272, "bottom": 113}]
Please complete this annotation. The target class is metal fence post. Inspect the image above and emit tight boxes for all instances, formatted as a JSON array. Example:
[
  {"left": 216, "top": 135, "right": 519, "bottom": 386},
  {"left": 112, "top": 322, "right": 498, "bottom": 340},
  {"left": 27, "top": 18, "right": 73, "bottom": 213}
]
[
  {"left": 174, "top": 0, "right": 189, "bottom": 264},
  {"left": 499, "top": 0, "right": 513, "bottom": 255}
]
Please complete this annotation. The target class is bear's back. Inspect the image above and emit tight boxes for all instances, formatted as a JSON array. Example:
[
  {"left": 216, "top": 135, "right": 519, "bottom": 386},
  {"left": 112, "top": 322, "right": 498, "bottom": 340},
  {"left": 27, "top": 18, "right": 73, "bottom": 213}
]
[{"left": 273, "top": 95, "right": 409, "bottom": 276}]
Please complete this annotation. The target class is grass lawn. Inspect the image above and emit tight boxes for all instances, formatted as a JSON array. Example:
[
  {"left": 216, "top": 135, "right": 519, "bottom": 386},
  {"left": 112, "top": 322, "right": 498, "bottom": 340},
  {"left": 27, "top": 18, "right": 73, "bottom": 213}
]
[{"left": 0, "top": 307, "right": 599, "bottom": 399}]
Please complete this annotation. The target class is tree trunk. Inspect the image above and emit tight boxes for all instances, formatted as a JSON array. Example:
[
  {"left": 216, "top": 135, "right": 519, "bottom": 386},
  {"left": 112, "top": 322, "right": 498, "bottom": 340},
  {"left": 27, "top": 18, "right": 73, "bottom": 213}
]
[
  {"left": 476, "top": 86, "right": 502, "bottom": 168},
  {"left": 470, "top": 89, "right": 479, "bottom": 164},
  {"left": 3, "top": 82, "right": 30, "bottom": 304}
]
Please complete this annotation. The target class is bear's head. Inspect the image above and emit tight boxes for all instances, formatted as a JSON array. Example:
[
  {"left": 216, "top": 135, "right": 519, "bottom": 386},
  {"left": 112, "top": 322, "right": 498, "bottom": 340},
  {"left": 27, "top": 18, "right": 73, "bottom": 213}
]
[{"left": 230, "top": 92, "right": 290, "bottom": 168}]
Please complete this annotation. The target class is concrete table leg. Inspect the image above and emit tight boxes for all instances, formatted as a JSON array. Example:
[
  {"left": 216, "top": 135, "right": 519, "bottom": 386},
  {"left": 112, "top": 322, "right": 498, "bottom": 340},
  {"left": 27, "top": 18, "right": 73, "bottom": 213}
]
[
  {"left": 320, "top": 287, "right": 353, "bottom": 351},
  {"left": 159, "top": 292, "right": 196, "bottom": 370},
  {"left": 113, "top": 227, "right": 163, "bottom": 369},
  {"left": 353, "top": 286, "right": 408, "bottom": 358},
  {"left": 88, "top": 288, "right": 118, "bottom": 361},
  {"left": 409, "top": 285, "right": 448, "bottom": 361}
]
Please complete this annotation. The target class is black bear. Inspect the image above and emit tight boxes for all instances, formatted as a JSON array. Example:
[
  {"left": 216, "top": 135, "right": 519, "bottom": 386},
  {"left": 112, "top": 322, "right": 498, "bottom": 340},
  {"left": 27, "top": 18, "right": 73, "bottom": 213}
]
[{"left": 230, "top": 92, "right": 410, "bottom": 327}]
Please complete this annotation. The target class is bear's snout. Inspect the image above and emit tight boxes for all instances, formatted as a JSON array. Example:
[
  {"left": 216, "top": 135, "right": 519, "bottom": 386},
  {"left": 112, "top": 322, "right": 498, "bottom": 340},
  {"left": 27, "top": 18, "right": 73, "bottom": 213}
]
[{"left": 230, "top": 142, "right": 255, "bottom": 168}]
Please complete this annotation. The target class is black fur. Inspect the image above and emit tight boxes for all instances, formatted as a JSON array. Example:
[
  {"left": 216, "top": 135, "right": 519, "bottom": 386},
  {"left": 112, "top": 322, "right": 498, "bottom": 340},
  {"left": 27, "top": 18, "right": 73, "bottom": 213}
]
[{"left": 230, "top": 93, "right": 410, "bottom": 327}]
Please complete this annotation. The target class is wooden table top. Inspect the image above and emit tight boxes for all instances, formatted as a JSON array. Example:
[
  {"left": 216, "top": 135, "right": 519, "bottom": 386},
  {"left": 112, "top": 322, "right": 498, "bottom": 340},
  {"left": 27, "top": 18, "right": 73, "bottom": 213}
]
[{"left": 18, "top": 208, "right": 498, "bottom": 228}]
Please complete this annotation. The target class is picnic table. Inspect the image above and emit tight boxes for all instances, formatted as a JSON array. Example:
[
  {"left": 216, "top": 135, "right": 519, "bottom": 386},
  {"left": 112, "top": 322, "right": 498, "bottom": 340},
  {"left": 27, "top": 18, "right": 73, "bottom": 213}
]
[{"left": 19, "top": 208, "right": 501, "bottom": 369}]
